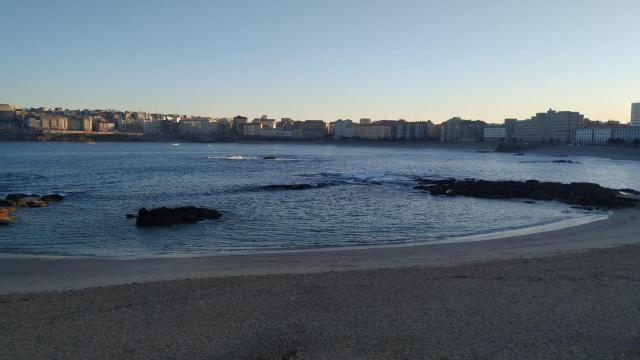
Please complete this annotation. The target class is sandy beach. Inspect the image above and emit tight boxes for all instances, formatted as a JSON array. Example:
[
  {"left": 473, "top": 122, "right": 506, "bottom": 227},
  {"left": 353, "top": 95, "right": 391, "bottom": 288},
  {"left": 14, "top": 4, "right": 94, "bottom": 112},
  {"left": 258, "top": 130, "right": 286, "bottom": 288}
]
[{"left": 1, "top": 209, "right": 639, "bottom": 359}]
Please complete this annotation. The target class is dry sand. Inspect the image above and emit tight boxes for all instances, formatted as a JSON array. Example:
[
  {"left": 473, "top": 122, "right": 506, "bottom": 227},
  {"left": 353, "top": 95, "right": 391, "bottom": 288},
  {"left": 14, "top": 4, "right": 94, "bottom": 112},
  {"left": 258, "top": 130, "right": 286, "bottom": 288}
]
[{"left": 1, "top": 209, "right": 640, "bottom": 359}]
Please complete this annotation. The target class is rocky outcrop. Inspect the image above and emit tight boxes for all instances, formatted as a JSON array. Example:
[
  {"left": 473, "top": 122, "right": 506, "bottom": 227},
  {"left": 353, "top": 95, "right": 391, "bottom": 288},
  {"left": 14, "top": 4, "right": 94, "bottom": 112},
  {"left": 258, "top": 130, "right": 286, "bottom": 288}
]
[
  {"left": 0, "top": 193, "right": 65, "bottom": 225},
  {"left": 415, "top": 178, "right": 639, "bottom": 209},
  {"left": 3, "top": 193, "right": 65, "bottom": 208},
  {"left": 259, "top": 183, "right": 334, "bottom": 191},
  {"left": 552, "top": 160, "right": 582, "bottom": 164},
  {"left": 135, "top": 206, "right": 222, "bottom": 227},
  {"left": 40, "top": 194, "right": 65, "bottom": 202},
  {"left": 495, "top": 143, "right": 534, "bottom": 153},
  {"left": 0, "top": 207, "right": 16, "bottom": 225}
]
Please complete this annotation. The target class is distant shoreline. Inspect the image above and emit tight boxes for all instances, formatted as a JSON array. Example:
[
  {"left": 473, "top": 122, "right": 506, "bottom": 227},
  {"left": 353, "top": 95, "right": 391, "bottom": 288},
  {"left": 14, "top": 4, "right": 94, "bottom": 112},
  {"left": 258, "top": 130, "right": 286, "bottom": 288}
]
[{"left": 2, "top": 134, "right": 639, "bottom": 160}]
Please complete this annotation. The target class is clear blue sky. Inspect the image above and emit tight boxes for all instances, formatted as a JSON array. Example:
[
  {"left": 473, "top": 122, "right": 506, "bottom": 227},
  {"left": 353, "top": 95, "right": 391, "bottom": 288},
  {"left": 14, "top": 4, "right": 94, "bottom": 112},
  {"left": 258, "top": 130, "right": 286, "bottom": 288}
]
[{"left": 1, "top": 0, "right": 638, "bottom": 123}]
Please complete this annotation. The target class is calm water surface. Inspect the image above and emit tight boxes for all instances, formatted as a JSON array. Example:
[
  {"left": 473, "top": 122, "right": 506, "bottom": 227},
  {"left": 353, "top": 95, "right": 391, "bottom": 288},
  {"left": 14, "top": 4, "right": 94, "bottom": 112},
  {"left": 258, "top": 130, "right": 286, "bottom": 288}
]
[{"left": 1, "top": 141, "right": 638, "bottom": 258}]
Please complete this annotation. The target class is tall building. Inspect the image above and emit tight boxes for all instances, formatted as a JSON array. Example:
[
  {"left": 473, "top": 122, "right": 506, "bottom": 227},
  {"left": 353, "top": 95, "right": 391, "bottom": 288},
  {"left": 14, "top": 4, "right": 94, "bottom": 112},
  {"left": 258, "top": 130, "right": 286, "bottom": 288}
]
[
  {"left": 395, "top": 120, "right": 433, "bottom": 139},
  {"left": 512, "top": 109, "right": 584, "bottom": 143},
  {"left": 232, "top": 115, "right": 248, "bottom": 134},
  {"left": 330, "top": 119, "right": 357, "bottom": 139},
  {"left": 631, "top": 103, "right": 640, "bottom": 126},
  {"left": 0, "top": 104, "right": 17, "bottom": 129},
  {"left": 440, "top": 118, "right": 486, "bottom": 143}
]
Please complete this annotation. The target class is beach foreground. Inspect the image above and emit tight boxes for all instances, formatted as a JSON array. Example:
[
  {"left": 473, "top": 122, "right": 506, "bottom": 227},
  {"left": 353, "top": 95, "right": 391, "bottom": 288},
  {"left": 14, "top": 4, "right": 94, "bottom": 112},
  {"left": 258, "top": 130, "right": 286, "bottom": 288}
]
[
  {"left": 1, "top": 244, "right": 640, "bottom": 359},
  {"left": 1, "top": 210, "right": 640, "bottom": 359}
]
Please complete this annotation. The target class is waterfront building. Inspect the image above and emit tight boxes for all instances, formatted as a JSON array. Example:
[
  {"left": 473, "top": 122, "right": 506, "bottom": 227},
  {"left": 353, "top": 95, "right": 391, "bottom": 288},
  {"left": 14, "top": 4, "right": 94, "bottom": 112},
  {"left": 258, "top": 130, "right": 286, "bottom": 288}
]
[
  {"left": 67, "top": 116, "right": 93, "bottom": 132},
  {"left": 215, "top": 118, "right": 232, "bottom": 135},
  {"left": 330, "top": 119, "right": 358, "bottom": 139},
  {"left": 96, "top": 122, "right": 115, "bottom": 132},
  {"left": 395, "top": 120, "right": 433, "bottom": 139},
  {"left": 25, "top": 116, "right": 42, "bottom": 130},
  {"left": 40, "top": 114, "right": 68, "bottom": 132},
  {"left": 356, "top": 123, "right": 392, "bottom": 140},
  {"left": 151, "top": 114, "right": 166, "bottom": 121},
  {"left": 612, "top": 126, "right": 640, "bottom": 143},
  {"left": 440, "top": 118, "right": 486, "bottom": 143},
  {"left": 631, "top": 103, "right": 640, "bottom": 126},
  {"left": 573, "top": 126, "right": 640, "bottom": 144},
  {"left": 143, "top": 121, "right": 161, "bottom": 134},
  {"left": 293, "top": 120, "right": 326, "bottom": 139},
  {"left": 574, "top": 128, "right": 613, "bottom": 144},
  {"left": 359, "top": 118, "right": 372, "bottom": 125},
  {"left": 427, "top": 124, "right": 441, "bottom": 140},
  {"left": 0, "top": 104, "right": 18, "bottom": 129},
  {"left": 179, "top": 118, "right": 214, "bottom": 135},
  {"left": 512, "top": 109, "right": 584, "bottom": 143},
  {"left": 260, "top": 118, "right": 276, "bottom": 129},
  {"left": 232, "top": 115, "right": 248, "bottom": 134},
  {"left": 0, "top": 104, "right": 15, "bottom": 112},
  {"left": 242, "top": 122, "right": 261, "bottom": 136},
  {"left": 278, "top": 118, "right": 294, "bottom": 130},
  {"left": 483, "top": 126, "right": 507, "bottom": 142}
]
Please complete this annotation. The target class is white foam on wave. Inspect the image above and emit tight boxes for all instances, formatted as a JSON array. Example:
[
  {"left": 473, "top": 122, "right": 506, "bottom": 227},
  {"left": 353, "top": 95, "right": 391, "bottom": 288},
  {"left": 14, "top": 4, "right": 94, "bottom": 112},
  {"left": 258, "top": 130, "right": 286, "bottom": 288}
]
[{"left": 208, "top": 155, "right": 257, "bottom": 160}]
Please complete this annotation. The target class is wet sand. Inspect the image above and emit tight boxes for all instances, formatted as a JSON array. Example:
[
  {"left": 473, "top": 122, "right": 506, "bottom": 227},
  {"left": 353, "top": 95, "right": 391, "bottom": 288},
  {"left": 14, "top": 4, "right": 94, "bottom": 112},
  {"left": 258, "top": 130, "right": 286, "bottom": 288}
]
[
  {"left": 1, "top": 210, "right": 640, "bottom": 359},
  {"left": 0, "top": 209, "right": 638, "bottom": 294}
]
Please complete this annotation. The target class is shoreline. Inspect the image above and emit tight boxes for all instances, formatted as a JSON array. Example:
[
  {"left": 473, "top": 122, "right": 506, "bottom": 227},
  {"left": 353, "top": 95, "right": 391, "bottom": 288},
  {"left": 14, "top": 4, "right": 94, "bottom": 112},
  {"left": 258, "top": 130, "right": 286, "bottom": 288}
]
[
  {"left": 0, "top": 210, "right": 610, "bottom": 260},
  {"left": 3, "top": 137, "right": 639, "bottom": 161},
  {"left": 1, "top": 208, "right": 637, "bottom": 295}
]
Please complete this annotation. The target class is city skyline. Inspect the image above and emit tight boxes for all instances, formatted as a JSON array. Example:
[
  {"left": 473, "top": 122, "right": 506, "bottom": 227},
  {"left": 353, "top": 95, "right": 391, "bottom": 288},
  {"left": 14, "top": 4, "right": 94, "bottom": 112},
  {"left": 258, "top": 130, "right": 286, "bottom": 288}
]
[{"left": 1, "top": 0, "right": 639, "bottom": 122}]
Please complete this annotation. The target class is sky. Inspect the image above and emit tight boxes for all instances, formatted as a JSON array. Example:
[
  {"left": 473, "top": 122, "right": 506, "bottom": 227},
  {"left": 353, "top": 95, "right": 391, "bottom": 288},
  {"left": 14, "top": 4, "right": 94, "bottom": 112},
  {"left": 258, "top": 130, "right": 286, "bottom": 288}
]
[{"left": 1, "top": 0, "right": 638, "bottom": 124}]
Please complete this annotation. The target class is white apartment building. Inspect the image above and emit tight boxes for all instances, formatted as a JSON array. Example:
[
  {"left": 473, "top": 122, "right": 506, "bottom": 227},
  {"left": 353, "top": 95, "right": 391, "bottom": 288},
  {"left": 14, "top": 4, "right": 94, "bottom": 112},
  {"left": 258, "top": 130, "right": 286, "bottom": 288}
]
[
  {"left": 612, "top": 126, "right": 640, "bottom": 142},
  {"left": 330, "top": 119, "right": 358, "bottom": 139},
  {"left": 574, "top": 128, "right": 612, "bottom": 144},
  {"left": 631, "top": 103, "right": 640, "bottom": 126},
  {"left": 483, "top": 126, "right": 506, "bottom": 142}
]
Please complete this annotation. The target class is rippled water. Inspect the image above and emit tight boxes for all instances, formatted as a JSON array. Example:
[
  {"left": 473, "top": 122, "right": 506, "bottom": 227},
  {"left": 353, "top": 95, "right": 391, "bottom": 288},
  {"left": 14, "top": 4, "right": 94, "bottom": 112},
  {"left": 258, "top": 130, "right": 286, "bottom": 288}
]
[{"left": 0, "top": 141, "right": 638, "bottom": 258}]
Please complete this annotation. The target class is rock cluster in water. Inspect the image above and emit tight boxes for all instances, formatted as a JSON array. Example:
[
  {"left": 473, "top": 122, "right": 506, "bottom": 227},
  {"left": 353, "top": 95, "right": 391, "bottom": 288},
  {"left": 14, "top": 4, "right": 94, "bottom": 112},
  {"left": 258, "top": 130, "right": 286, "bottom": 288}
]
[
  {"left": 135, "top": 206, "right": 222, "bottom": 227},
  {"left": 0, "top": 193, "right": 65, "bottom": 225},
  {"left": 259, "top": 183, "right": 335, "bottom": 191},
  {"left": 415, "top": 178, "right": 639, "bottom": 209}
]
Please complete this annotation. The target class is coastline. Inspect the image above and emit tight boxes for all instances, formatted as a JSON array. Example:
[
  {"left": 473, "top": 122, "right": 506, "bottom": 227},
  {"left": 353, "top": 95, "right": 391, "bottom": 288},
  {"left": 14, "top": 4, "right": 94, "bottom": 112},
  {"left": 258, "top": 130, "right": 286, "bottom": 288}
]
[
  {"left": 2, "top": 137, "right": 639, "bottom": 161},
  {"left": 0, "top": 210, "right": 610, "bottom": 260},
  {"left": 1, "top": 208, "right": 637, "bottom": 295}
]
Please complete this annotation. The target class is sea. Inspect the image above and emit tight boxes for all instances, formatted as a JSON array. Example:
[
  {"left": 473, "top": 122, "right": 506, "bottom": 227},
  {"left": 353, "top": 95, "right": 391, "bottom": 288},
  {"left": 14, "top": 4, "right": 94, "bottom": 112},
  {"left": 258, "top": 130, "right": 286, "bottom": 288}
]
[{"left": 1, "top": 141, "right": 639, "bottom": 258}]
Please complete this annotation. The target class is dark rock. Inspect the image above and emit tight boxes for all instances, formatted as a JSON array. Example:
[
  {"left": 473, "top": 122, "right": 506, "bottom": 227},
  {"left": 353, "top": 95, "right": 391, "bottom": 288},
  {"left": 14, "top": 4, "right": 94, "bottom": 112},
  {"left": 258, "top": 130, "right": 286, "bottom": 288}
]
[
  {"left": 524, "top": 200, "right": 536, "bottom": 204},
  {"left": 0, "top": 200, "right": 12, "bottom": 207},
  {"left": 572, "top": 205, "right": 595, "bottom": 211},
  {"left": 514, "top": 152, "right": 525, "bottom": 156},
  {"left": 40, "top": 194, "right": 65, "bottom": 202},
  {"left": 136, "top": 206, "right": 222, "bottom": 227},
  {"left": 416, "top": 177, "right": 457, "bottom": 186},
  {"left": 496, "top": 143, "right": 533, "bottom": 153},
  {"left": 260, "top": 183, "right": 333, "bottom": 191},
  {"left": 26, "top": 200, "right": 47, "bottom": 208},
  {"left": 552, "top": 160, "right": 582, "bottom": 164},
  {"left": 415, "top": 177, "right": 639, "bottom": 209},
  {"left": 263, "top": 156, "right": 277, "bottom": 160},
  {"left": 126, "top": 214, "right": 137, "bottom": 219}
]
